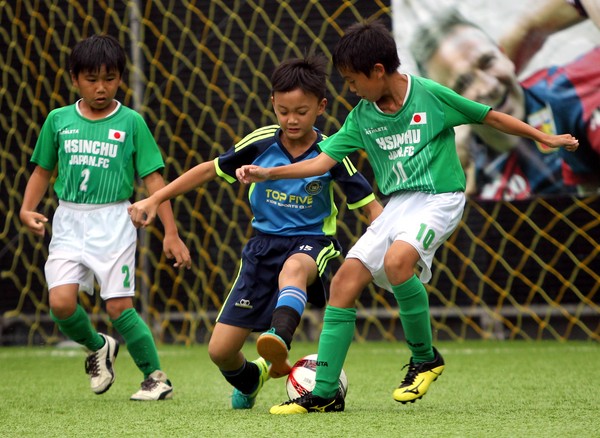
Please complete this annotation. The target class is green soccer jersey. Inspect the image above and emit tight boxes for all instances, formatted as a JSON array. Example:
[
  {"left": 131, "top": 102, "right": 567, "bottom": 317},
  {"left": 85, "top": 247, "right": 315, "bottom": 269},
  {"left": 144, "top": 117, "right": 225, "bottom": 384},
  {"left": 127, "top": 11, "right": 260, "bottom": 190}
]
[
  {"left": 319, "top": 75, "right": 491, "bottom": 195},
  {"left": 31, "top": 101, "right": 164, "bottom": 204}
]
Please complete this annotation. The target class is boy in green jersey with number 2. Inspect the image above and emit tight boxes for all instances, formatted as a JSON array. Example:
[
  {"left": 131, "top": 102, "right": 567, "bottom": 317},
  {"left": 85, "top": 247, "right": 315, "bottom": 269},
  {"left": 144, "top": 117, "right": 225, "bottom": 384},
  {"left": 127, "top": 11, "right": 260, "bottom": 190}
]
[
  {"left": 237, "top": 20, "right": 579, "bottom": 414},
  {"left": 20, "top": 34, "right": 191, "bottom": 401}
]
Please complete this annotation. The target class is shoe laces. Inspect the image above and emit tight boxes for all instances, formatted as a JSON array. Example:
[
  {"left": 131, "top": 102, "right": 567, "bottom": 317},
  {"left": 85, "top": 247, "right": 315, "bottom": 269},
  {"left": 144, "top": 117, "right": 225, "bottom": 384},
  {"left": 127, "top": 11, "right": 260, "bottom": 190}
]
[
  {"left": 85, "top": 353, "right": 100, "bottom": 377},
  {"left": 400, "top": 362, "right": 419, "bottom": 386},
  {"left": 140, "top": 376, "right": 160, "bottom": 391},
  {"left": 281, "top": 392, "right": 311, "bottom": 406}
]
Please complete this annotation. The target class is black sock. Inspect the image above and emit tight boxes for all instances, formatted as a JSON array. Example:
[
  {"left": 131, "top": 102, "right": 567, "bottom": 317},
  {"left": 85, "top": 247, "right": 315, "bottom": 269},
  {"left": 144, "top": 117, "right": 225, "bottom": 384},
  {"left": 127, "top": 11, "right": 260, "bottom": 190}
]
[
  {"left": 270, "top": 305, "right": 301, "bottom": 350},
  {"left": 221, "top": 360, "right": 259, "bottom": 394}
]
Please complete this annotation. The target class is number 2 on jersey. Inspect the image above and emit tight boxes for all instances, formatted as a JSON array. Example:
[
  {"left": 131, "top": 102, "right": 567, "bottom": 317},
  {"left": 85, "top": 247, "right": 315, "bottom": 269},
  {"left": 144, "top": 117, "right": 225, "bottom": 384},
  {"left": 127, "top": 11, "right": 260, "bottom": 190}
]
[{"left": 79, "top": 168, "right": 90, "bottom": 192}]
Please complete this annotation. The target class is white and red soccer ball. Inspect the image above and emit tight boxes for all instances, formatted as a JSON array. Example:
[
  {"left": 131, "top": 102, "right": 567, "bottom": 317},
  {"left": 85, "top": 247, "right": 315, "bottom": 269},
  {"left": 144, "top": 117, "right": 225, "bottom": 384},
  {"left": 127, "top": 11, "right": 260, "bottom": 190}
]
[{"left": 285, "top": 353, "right": 348, "bottom": 400}]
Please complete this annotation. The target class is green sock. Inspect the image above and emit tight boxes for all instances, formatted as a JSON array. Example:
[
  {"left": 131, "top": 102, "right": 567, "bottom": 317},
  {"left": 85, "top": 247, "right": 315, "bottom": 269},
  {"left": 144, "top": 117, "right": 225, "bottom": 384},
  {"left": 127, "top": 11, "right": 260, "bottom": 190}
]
[
  {"left": 50, "top": 305, "right": 104, "bottom": 351},
  {"left": 392, "top": 274, "right": 434, "bottom": 363},
  {"left": 313, "top": 306, "right": 356, "bottom": 399},
  {"left": 111, "top": 308, "right": 160, "bottom": 378}
]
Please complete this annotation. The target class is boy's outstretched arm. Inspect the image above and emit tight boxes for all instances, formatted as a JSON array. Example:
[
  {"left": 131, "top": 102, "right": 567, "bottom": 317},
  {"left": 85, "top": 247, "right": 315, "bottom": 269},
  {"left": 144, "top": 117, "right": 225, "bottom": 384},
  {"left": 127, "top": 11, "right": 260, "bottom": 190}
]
[
  {"left": 129, "top": 161, "right": 217, "bottom": 228},
  {"left": 236, "top": 152, "right": 338, "bottom": 183},
  {"left": 362, "top": 198, "right": 384, "bottom": 224},
  {"left": 483, "top": 110, "right": 579, "bottom": 151},
  {"left": 141, "top": 171, "right": 192, "bottom": 269},
  {"left": 19, "top": 166, "right": 53, "bottom": 237}
]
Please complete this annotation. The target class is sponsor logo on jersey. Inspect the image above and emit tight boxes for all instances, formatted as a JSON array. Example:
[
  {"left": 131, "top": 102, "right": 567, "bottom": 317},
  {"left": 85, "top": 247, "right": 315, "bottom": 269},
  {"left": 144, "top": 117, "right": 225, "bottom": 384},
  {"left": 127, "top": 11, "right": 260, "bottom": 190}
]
[
  {"left": 364, "top": 126, "right": 388, "bottom": 135},
  {"left": 265, "top": 189, "right": 314, "bottom": 209},
  {"left": 234, "top": 298, "right": 253, "bottom": 309},
  {"left": 527, "top": 105, "right": 557, "bottom": 153},
  {"left": 59, "top": 128, "right": 79, "bottom": 135},
  {"left": 410, "top": 112, "right": 427, "bottom": 125},
  {"left": 305, "top": 180, "right": 323, "bottom": 195},
  {"left": 108, "top": 129, "right": 126, "bottom": 142}
]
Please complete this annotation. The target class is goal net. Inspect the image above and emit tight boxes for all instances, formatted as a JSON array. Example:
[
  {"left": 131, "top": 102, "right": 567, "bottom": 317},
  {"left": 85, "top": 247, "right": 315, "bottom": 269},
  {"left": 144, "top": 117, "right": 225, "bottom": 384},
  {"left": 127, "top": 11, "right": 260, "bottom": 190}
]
[{"left": 1, "top": 0, "right": 598, "bottom": 345}]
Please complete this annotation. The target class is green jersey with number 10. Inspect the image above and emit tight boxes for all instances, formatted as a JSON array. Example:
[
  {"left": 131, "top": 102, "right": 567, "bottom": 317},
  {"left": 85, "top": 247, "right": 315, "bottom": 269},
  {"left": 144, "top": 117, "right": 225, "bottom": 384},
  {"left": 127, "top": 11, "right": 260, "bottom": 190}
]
[
  {"left": 319, "top": 75, "right": 491, "bottom": 195},
  {"left": 31, "top": 101, "right": 164, "bottom": 204}
]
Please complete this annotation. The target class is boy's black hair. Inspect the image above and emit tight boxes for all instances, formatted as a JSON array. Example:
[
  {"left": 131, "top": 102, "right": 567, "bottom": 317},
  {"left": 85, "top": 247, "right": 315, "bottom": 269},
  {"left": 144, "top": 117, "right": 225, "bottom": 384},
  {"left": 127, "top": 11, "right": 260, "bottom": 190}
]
[
  {"left": 333, "top": 20, "right": 400, "bottom": 76},
  {"left": 271, "top": 54, "right": 328, "bottom": 101},
  {"left": 69, "top": 34, "right": 127, "bottom": 77}
]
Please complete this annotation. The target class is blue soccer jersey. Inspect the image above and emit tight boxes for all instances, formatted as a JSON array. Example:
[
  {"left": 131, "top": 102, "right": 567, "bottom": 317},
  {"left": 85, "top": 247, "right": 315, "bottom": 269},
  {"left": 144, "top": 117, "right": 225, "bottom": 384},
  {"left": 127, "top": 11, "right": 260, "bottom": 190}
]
[
  {"left": 215, "top": 125, "right": 376, "bottom": 236},
  {"left": 522, "top": 47, "right": 600, "bottom": 186}
]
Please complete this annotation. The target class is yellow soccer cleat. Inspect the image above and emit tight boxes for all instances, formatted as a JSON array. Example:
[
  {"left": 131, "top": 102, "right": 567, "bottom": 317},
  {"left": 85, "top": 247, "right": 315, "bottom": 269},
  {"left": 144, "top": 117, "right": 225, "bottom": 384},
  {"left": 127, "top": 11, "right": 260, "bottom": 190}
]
[
  {"left": 393, "top": 346, "right": 445, "bottom": 404},
  {"left": 270, "top": 391, "right": 345, "bottom": 414}
]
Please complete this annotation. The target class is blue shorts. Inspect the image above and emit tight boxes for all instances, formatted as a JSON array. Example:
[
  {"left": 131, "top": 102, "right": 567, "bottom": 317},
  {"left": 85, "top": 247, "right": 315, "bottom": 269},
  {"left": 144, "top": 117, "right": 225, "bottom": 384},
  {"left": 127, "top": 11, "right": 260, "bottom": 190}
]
[{"left": 216, "top": 233, "right": 342, "bottom": 331}]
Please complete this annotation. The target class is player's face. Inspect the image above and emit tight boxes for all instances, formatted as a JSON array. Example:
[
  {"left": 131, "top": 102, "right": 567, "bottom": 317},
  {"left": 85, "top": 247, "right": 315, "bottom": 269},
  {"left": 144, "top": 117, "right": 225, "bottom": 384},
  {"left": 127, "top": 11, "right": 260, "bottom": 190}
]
[
  {"left": 424, "top": 25, "right": 525, "bottom": 121},
  {"left": 339, "top": 67, "right": 384, "bottom": 103},
  {"left": 71, "top": 65, "right": 122, "bottom": 114},
  {"left": 272, "top": 89, "right": 326, "bottom": 144}
]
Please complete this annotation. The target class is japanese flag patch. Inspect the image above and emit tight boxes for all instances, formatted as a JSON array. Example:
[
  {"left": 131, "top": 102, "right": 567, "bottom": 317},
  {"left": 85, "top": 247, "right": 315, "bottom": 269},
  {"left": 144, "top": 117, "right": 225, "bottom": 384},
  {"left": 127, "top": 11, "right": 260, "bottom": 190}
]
[
  {"left": 108, "top": 129, "right": 126, "bottom": 142},
  {"left": 410, "top": 112, "right": 427, "bottom": 125}
]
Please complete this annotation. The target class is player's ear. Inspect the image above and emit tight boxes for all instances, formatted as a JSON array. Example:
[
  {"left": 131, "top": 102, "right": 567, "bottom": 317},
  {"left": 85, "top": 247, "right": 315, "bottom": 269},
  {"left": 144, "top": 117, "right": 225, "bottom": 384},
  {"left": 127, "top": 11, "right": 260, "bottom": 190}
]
[
  {"left": 373, "top": 63, "right": 385, "bottom": 78},
  {"left": 317, "top": 97, "right": 327, "bottom": 115}
]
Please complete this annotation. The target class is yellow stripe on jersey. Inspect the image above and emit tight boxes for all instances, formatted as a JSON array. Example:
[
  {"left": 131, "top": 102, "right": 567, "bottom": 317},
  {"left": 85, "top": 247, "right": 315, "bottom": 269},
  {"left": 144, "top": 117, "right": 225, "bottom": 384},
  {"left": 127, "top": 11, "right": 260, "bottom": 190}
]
[
  {"left": 234, "top": 124, "right": 279, "bottom": 152},
  {"left": 315, "top": 242, "right": 341, "bottom": 275},
  {"left": 340, "top": 156, "right": 358, "bottom": 176},
  {"left": 216, "top": 259, "right": 245, "bottom": 321}
]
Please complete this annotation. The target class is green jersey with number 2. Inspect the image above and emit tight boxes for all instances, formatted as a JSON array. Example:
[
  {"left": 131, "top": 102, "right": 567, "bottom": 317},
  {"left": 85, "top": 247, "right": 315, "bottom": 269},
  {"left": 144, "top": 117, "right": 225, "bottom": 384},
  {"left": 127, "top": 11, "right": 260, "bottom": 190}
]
[{"left": 31, "top": 101, "right": 164, "bottom": 204}]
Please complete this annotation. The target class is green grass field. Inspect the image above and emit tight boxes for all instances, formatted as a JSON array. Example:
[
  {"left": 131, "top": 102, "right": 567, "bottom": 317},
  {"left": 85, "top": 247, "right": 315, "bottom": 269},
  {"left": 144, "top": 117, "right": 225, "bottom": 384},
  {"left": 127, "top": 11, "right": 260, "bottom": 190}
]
[{"left": 1, "top": 340, "right": 599, "bottom": 437}]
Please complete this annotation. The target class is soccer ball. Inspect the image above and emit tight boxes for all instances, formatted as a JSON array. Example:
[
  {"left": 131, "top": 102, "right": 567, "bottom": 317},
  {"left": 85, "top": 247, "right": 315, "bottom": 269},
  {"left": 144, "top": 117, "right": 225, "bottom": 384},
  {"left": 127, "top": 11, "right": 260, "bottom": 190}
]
[{"left": 285, "top": 353, "right": 348, "bottom": 400}]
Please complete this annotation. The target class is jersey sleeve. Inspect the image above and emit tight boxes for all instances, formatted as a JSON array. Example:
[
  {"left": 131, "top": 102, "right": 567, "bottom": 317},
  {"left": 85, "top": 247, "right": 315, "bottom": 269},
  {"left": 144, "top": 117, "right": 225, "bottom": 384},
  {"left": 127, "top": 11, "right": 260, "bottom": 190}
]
[
  {"left": 215, "top": 125, "right": 278, "bottom": 183},
  {"left": 421, "top": 78, "right": 492, "bottom": 128},
  {"left": 31, "top": 110, "right": 59, "bottom": 171},
  {"left": 133, "top": 112, "right": 165, "bottom": 178},
  {"left": 329, "top": 156, "right": 376, "bottom": 210},
  {"left": 318, "top": 111, "right": 364, "bottom": 162},
  {"left": 215, "top": 144, "right": 258, "bottom": 184}
]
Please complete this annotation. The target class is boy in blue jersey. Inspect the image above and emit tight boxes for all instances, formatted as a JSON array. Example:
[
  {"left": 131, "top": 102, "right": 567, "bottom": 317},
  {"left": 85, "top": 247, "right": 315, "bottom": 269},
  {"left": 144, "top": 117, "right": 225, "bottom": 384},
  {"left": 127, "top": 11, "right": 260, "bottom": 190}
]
[
  {"left": 128, "top": 54, "right": 382, "bottom": 409},
  {"left": 237, "top": 20, "right": 579, "bottom": 414},
  {"left": 20, "top": 35, "right": 191, "bottom": 401}
]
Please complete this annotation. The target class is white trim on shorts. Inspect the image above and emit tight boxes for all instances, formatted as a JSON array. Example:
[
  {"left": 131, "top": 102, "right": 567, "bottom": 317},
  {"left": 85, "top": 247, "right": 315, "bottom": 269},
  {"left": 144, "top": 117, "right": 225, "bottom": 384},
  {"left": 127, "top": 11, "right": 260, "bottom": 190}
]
[
  {"left": 346, "top": 191, "right": 465, "bottom": 291},
  {"left": 45, "top": 200, "right": 137, "bottom": 300}
]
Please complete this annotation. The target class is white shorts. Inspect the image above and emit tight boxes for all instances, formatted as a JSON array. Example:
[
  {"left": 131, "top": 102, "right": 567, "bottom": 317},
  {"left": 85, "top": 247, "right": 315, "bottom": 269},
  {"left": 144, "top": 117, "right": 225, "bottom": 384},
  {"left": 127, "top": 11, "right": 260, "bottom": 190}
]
[
  {"left": 45, "top": 200, "right": 137, "bottom": 300},
  {"left": 347, "top": 191, "right": 465, "bottom": 291}
]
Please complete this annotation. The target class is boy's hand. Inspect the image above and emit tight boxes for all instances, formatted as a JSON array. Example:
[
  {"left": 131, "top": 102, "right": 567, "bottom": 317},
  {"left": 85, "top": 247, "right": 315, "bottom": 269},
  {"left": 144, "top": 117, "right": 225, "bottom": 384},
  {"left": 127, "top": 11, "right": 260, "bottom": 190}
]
[
  {"left": 163, "top": 234, "right": 192, "bottom": 269},
  {"left": 545, "top": 133, "right": 579, "bottom": 152},
  {"left": 236, "top": 165, "right": 269, "bottom": 184},
  {"left": 128, "top": 198, "right": 159, "bottom": 228},
  {"left": 19, "top": 210, "right": 48, "bottom": 237}
]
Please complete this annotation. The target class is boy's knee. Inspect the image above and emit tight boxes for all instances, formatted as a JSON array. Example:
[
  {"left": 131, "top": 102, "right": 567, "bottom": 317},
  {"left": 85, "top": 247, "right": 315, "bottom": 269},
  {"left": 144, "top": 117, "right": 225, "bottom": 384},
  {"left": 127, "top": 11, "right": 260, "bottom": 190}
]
[
  {"left": 208, "top": 341, "right": 235, "bottom": 368},
  {"left": 105, "top": 297, "right": 133, "bottom": 320}
]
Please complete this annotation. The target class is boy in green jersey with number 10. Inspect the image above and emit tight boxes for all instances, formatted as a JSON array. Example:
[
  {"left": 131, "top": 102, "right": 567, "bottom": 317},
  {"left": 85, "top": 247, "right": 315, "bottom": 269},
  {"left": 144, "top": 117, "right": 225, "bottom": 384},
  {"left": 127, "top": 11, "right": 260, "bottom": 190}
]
[
  {"left": 237, "top": 20, "right": 579, "bottom": 414},
  {"left": 20, "top": 34, "right": 191, "bottom": 401}
]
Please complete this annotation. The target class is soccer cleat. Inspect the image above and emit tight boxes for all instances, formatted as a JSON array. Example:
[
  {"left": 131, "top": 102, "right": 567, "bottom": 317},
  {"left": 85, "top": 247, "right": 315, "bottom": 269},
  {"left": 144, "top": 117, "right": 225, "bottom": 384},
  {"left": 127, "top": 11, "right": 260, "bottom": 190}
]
[
  {"left": 84, "top": 333, "right": 119, "bottom": 395},
  {"left": 393, "top": 346, "right": 445, "bottom": 404},
  {"left": 231, "top": 357, "right": 269, "bottom": 409},
  {"left": 256, "top": 329, "right": 292, "bottom": 378},
  {"left": 269, "top": 391, "right": 345, "bottom": 414},
  {"left": 130, "top": 370, "right": 173, "bottom": 401}
]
